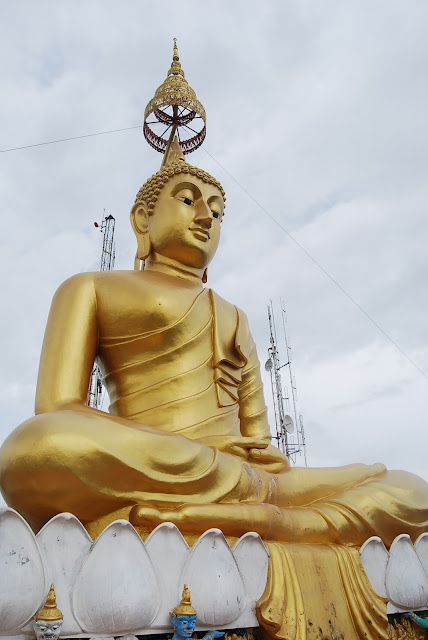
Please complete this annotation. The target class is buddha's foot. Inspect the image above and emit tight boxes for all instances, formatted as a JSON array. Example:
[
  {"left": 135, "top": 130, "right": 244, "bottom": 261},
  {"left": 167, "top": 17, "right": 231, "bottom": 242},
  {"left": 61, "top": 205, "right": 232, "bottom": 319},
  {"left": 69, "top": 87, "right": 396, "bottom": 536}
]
[{"left": 129, "top": 501, "right": 336, "bottom": 543}]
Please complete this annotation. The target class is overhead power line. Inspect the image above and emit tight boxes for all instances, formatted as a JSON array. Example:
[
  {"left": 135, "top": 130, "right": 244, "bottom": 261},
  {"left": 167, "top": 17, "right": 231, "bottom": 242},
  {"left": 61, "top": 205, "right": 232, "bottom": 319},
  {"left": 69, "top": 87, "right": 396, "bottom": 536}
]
[
  {"left": 1, "top": 123, "right": 426, "bottom": 382},
  {"left": 201, "top": 146, "right": 428, "bottom": 383},
  {"left": 0, "top": 126, "right": 141, "bottom": 153}
]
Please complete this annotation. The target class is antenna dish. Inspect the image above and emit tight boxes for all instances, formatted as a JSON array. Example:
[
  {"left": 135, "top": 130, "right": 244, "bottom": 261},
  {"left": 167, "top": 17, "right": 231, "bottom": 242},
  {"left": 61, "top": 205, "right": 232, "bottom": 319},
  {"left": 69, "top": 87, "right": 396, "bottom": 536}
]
[
  {"left": 265, "top": 358, "right": 273, "bottom": 372},
  {"left": 284, "top": 414, "right": 294, "bottom": 434}
]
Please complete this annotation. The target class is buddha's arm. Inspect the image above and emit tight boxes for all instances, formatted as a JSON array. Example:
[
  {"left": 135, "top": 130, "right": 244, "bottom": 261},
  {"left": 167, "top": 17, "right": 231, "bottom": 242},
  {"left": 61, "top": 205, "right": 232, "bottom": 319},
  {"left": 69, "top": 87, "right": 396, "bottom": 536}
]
[
  {"left": 35, "top": 273, "right": 98, "bottom": 414},
  {"left": 196, "top": 304, "right": 288, "bottom": 471}
]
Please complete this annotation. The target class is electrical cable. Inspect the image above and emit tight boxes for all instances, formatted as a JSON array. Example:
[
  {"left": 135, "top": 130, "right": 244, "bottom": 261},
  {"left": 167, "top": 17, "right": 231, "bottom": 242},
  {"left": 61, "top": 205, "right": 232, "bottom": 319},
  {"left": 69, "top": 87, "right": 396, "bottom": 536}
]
[
  {"left": 0, "top": 126, "right": 141, "bottom": 153},
  {"left": 1, "top": 124, "right": 425, "bottom": 382},
  {"left": 202, "top": 146, "right": 428, "bottom": 382}
]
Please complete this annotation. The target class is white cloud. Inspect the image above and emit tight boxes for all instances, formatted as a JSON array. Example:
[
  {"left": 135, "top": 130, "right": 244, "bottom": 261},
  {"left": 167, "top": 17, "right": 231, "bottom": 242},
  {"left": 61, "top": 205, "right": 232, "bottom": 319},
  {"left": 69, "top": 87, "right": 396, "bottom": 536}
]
[{"left": 1, "top": 1, "right": 427, "bottom": 516}]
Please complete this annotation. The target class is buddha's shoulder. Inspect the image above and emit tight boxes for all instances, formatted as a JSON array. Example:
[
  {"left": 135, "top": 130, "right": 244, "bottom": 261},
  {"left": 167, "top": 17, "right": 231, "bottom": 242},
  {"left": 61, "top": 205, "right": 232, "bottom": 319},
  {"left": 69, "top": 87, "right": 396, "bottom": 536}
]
[
  {"left": 55, "top": 270, "right": 147, "bottom": 295},
  {"left": 209, "top": 289, "right": 251, "bottom": 330}
]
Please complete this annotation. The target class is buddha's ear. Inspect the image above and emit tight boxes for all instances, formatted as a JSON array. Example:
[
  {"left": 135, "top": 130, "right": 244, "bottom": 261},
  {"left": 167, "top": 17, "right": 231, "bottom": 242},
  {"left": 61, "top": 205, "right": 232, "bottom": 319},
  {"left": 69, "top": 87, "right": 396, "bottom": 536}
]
[
  {"left": 130, "top": 201, "right": 149, "bottom": 236},
  {"left": 130, "top": 201, "right": 151, "bottom": 269}
]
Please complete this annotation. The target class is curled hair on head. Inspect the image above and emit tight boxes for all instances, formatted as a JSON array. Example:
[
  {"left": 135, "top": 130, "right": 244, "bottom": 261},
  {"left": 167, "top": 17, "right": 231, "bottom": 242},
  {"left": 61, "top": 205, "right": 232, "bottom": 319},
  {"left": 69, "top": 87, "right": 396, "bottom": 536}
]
[{"left": 134, "top": 160, "right": 226, "bottom": 215}]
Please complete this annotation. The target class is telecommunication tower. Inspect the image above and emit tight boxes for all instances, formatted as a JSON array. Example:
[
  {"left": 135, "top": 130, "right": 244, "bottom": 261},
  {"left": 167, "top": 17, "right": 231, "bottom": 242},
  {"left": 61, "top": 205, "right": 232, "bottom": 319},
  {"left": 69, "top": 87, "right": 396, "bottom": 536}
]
[
  {"left": 265, "top": 299, "right": 307, "bottom": 465},
  {"left": 87, "top": 212, "right": 116, "bottom": 409}
]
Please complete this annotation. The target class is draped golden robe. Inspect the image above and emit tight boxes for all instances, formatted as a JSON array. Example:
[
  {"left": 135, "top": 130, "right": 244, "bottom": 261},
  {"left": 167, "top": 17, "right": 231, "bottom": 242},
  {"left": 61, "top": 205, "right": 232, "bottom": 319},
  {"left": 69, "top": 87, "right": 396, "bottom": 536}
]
[{"left": 1, "top": 273, "right": 427, "bottom": 640}]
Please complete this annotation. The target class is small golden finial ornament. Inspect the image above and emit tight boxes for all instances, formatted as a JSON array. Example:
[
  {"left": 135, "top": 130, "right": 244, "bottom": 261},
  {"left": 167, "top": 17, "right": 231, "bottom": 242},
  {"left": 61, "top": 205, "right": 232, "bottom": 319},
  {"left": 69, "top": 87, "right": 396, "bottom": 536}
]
[
  {"left": 143, "top": 39, "right": 206, "bottom": 162},
  {"left": 34, "top": 584, "right": 63, "bottom": 621},
  {"left": 171, "top": 584, "right": 197, "bottom": 617},
  {"left": 32, "top": 584, "right": 64, "bottom": 640},
  {"left": 169, "top": 37, "right": 185, "bottom": 77}
]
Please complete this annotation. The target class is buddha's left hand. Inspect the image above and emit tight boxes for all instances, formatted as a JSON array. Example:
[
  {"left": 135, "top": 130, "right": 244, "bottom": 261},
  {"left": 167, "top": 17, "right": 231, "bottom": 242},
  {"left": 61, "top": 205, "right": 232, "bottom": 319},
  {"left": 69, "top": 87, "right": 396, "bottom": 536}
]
[
  {"left": 195, "top": 436, "right": 288, "bottom": 472},
  {"left": 248, "top": 443, "right": 289, "bottom": 473},
  {"left": 195, "top": 435, "right": 269, "bottom": 459}
]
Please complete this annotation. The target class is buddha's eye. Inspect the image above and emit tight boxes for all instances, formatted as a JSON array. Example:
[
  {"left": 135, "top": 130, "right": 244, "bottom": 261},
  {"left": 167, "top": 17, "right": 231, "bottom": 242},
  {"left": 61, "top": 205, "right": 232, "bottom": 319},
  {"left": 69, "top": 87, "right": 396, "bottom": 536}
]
[
  {"left": 176, "top": 196, "right": 194, "bottom": 206},
  {"left": 212, "top": 211, "right": 220, "bottom": 219}
]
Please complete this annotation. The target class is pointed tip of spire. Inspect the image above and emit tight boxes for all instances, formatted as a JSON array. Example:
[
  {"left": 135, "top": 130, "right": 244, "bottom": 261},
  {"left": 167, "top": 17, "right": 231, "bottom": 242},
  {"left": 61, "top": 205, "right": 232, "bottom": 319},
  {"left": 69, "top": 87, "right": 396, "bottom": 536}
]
[
  {"left": 173, "top": 37, "right": 179, "bottom": 61},
  {"left": 168, "top": 38, "right": 184, "bottom": 77}
]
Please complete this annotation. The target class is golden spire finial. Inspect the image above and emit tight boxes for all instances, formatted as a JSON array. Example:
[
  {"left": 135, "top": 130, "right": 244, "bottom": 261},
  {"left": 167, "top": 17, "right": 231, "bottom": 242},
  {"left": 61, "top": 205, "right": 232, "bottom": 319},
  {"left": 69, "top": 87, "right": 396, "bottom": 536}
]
[
  {"left": 171, "top": 584, "right": 197, "bottom": 617},
  {"left": 168, "top": 37, "right": 184, "bottom": 78},
  {"left": 143, "top": 41, "right": 206, "bottom": 158},
  {"left": 34, "top": 584, "right": 63, "bottom": 622}
]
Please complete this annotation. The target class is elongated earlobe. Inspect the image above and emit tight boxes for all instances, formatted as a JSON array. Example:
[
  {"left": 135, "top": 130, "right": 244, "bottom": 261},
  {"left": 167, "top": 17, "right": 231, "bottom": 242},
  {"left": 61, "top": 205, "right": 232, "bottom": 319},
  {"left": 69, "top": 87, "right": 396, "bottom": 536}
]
[
  {"left": 136, "top": 233, "right": 151, "bottom": 262},
  {"left": 130, "top": 202, "right": 151, "bottom": 269},
  {"left": 134, "top": 254, "right": 144, "bottom": 271}
]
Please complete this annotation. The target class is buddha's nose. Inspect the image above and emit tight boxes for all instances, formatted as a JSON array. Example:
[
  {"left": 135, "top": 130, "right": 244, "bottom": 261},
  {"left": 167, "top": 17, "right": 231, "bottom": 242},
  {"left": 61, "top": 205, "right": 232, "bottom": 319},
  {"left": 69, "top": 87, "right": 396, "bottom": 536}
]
[{"left": 194, "top": 200, "right": 213, "bottom": 227}]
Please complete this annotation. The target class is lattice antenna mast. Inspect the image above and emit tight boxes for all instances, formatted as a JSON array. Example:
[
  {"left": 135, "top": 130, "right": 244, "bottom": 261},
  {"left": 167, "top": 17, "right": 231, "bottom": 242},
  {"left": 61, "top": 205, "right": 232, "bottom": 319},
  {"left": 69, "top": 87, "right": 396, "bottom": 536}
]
[
  {"left": 87, "top": 211, "right": 116, "bottom": 409},
  {"left": 279, "top": 299, "right": 307, "bottom": 466},
  {"left": 99, "top": 214, "right": 116, "bottom": 271},
  {"left": 265, "top": 301, "right": 307, "bottom": 465},
  {"left": 266, "top": 304, "right": 288, "bottom": 454}
]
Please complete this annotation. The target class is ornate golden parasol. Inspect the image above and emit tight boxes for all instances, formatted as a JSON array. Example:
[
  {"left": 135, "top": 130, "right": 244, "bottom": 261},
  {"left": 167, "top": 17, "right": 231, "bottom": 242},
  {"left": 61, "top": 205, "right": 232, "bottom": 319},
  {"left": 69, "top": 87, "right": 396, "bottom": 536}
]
[{"left": 143, "top": 39, "right": 206, "bottom": 166}]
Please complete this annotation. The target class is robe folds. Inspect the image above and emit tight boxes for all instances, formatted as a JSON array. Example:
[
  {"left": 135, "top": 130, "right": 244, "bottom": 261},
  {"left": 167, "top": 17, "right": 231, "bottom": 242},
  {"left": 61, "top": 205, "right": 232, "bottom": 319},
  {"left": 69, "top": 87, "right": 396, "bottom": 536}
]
[{"left": 1, "top": 284, "right": 427, "bottom": 640}]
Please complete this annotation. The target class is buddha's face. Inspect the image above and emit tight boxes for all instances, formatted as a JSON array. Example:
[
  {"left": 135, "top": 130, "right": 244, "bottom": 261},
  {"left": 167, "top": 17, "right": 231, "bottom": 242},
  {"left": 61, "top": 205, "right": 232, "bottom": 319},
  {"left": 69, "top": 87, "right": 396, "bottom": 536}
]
[
  {"left": 135, "top": 174, "right": 225, "bottom": 270},
  {"left": 32, "top": 619, "right": 63, "bottom": 640},
  {"left": 171, "top": 614, "right": 197, "bottom": 639}
]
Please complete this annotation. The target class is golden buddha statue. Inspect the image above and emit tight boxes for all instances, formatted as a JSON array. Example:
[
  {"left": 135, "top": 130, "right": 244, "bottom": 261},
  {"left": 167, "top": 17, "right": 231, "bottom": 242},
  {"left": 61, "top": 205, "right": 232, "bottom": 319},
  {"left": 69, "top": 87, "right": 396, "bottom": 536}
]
[
  {"left": 2, "top": 144, "right": 426, "bottom": 540},
  {"left": 1, "top": 41, "right": 427, "bottom": 640}
]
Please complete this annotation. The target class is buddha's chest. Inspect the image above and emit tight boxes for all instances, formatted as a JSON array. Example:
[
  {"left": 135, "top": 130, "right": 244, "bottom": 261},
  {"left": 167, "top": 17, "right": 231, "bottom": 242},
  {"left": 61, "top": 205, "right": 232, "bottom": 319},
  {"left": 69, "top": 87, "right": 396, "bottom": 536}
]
[
  {"left": 97, "top": 284, "right": 216, "bottom": 403},
  {"left": 97, "top": 279, "right": 208, "bottom": 338}
]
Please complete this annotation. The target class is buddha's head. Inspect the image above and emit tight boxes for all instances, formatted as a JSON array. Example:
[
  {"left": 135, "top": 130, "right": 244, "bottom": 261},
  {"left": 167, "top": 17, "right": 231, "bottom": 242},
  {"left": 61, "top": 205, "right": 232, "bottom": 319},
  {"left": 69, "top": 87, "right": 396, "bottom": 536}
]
[
  {"left": 32, "top": 585, "right": 63, "bottom": 640},
  {"left": 130, "top": 153, "right": 225, "bottom": 277},
  {"left": 170, "top": 585, "right": 197, "bottom": 640}
]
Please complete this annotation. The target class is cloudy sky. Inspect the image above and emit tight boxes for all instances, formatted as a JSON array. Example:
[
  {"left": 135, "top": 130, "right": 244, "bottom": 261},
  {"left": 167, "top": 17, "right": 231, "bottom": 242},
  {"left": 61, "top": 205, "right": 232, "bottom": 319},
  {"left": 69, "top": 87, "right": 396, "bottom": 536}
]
[{"left": 1, "top": 1, "right": 427, "bottom": 490}]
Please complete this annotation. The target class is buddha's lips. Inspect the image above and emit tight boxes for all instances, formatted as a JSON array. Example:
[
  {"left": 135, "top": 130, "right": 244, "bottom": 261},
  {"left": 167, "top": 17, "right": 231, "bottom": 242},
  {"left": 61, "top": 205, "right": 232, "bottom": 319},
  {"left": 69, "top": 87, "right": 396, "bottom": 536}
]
[{"left": 189, "top": 226, "right": 210, "bottom": 240}]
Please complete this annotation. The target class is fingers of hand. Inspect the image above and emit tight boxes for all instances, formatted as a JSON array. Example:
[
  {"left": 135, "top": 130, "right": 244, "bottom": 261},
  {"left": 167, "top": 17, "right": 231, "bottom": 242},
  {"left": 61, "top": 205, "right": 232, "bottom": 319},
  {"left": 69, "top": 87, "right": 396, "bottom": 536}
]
[
  {"left": 229, "top": 446, "right": 251, "bottom": 458},
  {"left": 248, "top": 447, "right": 289, "bottom": 472},
  {"left": 249, "top": 447, "right": 281, "bottom": 461},
  {"left": 239, "top": 438, "right": 269, "bottom": 450}
]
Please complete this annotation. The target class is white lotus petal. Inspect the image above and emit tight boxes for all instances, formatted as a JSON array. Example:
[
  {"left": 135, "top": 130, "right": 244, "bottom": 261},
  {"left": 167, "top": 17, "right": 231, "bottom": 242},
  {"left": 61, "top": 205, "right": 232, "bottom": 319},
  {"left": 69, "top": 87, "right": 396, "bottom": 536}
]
[
  {"left": 145, "top": 523, "right": 189, "bottom": 628},
  {"left": 386, "top": 534, "right": 428, "bottom": 609},
  {"left": 73, "top": 520, "right": 159, "bottom": 634},
  {"left": 415, "top": 533, "right": 428, "bottom": 580},
  {"left": 233, "top": 532, "right": 269, "bottom": 602},
  {"left": 37, "top": 513, "right": 92, "bottom": 635},
  {"left": 0, "top": 508, "right": 47, "bottom": 633},
  {"left": 359, "top": 536, "right": 389, "bottom": 598},
  {"left": 180, "top": 528, "right": 245, "bottom": 626}
]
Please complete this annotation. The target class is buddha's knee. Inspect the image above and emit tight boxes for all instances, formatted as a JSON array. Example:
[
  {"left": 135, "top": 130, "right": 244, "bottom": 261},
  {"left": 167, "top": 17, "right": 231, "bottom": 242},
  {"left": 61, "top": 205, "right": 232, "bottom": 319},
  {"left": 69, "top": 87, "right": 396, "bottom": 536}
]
[{"left": 0, "top": 411, "right": 83, "bottom": 481}]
